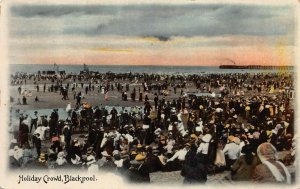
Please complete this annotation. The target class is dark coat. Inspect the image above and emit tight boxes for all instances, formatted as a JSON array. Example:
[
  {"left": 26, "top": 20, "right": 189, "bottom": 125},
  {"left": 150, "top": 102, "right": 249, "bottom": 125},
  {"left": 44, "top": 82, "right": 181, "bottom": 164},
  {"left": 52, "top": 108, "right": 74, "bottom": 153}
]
[
  {"left": 145, "top": 154, "right": 163, "bottom": 173},
  {"left": 181, "top": 162, "right": 207, "bottom": 183},
  {"left": 181, "top": 145, "right": 207, "bottom": 183},
  {"left": 231, "top": 155, "right": 259, "bottom": 181},
  {"left": 127, "top": 162, "right": 150, "bottom": 183}
]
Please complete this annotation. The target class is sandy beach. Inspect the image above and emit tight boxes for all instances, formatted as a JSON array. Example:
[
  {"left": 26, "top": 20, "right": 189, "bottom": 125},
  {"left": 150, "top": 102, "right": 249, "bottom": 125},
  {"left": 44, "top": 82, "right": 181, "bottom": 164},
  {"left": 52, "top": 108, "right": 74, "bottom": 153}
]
[{"left": 8, "top": 71, "right": 296, "bottom": 185}]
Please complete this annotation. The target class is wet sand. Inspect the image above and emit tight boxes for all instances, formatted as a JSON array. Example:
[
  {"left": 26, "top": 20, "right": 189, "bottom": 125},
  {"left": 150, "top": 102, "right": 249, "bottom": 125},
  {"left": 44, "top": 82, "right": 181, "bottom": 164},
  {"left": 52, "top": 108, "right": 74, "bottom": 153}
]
[{"left": 10, "top": 78, "right": 271, "bottom": 111}]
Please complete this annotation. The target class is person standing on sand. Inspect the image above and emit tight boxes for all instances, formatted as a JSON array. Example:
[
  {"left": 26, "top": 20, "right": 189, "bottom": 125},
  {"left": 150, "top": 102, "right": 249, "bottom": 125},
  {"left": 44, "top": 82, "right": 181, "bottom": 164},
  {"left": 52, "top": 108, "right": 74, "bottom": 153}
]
[
  {"left": 76, "top": 92, "right": 82, "bottom": 106},
  {"left": 139, "top": 91, "right": 143, "bottom": 102},
  {"left": 22, "top": 96, "right": 27, "bottom": 105},
  {"left": 30, "top": 111, "right": 38, "bottom": 133},
  {"left": 85, "top": 86, "right": 89, "bottom": 95},
  {"left": 18, "top": 86, "right": 21, "bottom": 95},
  {"left": 63, "top": 123, "right": 72, "bottom": 149},
  {"left": 17, "top": 98, "right": 21, "bottom": 105},
  {"left": 154, "top": 94, "right": 159, "bottom": 110},
  {"left": 19, "top": 118, "right": 30, "bottom": 147},
  {"left": 32, "top": 133, "right": 42, "bottom": 158},
  {"left": 145, "top": 94, "right": 149, "bottom": 102},
  {"left": 132, "top": 88, "right": 136, "bottom": 102}
]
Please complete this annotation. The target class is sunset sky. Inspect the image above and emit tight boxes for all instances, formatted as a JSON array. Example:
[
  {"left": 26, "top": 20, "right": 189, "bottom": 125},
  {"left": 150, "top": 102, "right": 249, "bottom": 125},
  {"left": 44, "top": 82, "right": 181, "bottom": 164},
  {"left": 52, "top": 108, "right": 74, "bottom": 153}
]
[{"left": 8, "top": 3, "right": 295, "bottom": 66}]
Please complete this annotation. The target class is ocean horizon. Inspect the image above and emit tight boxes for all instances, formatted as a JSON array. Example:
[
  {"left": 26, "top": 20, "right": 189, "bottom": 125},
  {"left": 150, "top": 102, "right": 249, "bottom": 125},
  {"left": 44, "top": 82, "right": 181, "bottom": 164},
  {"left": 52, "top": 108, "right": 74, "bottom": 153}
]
[{"left": 10, "top": 64, "right": 290, "bottom": 75}]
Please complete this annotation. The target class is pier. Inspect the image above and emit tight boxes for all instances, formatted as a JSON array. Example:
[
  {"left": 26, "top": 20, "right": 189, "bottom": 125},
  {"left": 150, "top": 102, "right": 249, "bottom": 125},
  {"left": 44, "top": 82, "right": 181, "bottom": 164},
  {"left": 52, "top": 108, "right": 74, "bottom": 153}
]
[{"left": 219, "top": 65, "right": 294, "bottom": 70}]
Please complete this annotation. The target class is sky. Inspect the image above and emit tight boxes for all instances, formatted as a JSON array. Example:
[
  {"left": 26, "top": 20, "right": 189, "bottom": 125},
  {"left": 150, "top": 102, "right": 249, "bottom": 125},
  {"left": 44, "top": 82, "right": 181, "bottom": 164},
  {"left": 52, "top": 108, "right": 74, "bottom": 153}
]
[{"left": 8, "top": 3, "right": 295, "bottom": 66}]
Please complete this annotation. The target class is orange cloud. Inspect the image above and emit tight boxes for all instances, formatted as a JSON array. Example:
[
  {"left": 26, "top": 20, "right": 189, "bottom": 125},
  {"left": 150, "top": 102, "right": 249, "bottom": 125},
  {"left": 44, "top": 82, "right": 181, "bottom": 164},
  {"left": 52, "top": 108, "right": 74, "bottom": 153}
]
[
  {"left": 13, "top": 35, "right": 293, "bottom": 67},
  {"left": 29, "top": 45, "right": 293, "bottom": 67}
]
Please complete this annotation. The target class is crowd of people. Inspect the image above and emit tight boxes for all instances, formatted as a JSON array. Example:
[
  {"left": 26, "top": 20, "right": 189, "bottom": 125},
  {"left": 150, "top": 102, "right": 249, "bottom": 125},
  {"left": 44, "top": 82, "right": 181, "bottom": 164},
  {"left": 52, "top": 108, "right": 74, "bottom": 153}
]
[{"left": 9, "top": 71, "right": 296, "bottom": 184}]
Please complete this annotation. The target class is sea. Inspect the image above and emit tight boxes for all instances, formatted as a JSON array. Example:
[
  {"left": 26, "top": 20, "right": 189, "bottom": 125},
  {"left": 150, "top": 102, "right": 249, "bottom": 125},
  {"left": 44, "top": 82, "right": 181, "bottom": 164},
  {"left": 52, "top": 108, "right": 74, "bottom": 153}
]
[{"left": 9, "top": 64, "right": 288, "bottom": 75}]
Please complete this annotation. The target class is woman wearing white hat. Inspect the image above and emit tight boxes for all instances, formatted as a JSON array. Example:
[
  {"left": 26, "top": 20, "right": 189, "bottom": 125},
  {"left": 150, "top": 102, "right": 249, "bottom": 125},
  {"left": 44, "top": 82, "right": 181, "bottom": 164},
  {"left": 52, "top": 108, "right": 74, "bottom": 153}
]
[
  {"left": 9, "top": 146, "right": 23, "bottom": 167},
  {"left": 252, "top": 143, "right": 291, "bottom": 184},
  {"left": 56, "top": 151, "right": 67, "bottom": 166},
  {"left": 197, "top": 133, "right": 212, "bottom": 163}
]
